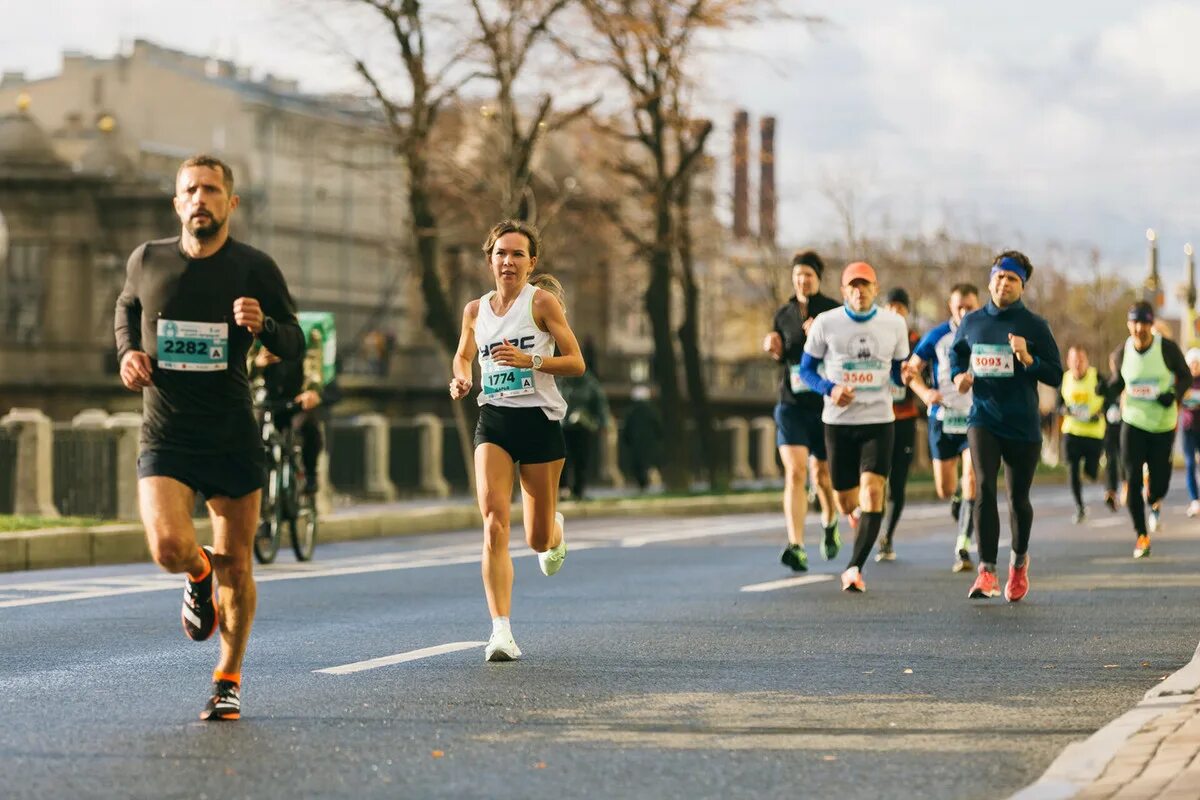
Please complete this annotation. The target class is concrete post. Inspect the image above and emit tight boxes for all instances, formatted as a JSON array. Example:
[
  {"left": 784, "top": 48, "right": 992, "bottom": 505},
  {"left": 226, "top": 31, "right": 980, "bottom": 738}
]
[
  {"left": 315, "top": 444, "right": 334, "bottom": 516},
  {"left": 71, "top": 408, "right": 110, "bottom": 428},
  {"left": 600, "top": 424, "right": 625, "bottom": 488},
  {"left": 750, "top": 416, "right": 779, "bottom": 479},
  {"left": 413, "top": 413, "right": 451, "bottom": 498},
  {"left": 721, "top": 417, "right": 753, "bottom": 482},
  {"left": 1, "top": 408, "right": 59, "bottom": 517},
  {"left": 358, "top": 413, "right": 398, "bottom": 502},
  {"left": 104, "top": 412, "right": 142, "bottom": 520}
]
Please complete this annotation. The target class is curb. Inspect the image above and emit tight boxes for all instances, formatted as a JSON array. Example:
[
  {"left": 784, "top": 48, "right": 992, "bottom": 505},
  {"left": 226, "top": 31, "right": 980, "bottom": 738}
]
[
  {"left": 1008, "top": 639, "right": 1200, "bottom": 799},
  {"left": 0, "top": 473, "right": 1069, "bottom": 573}
]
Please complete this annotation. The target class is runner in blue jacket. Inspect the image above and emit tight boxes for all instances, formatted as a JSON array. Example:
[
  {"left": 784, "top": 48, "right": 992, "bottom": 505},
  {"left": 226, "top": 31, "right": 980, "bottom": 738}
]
[{"left": 948, "top": 251, "right": 1062, "bottom": 603}]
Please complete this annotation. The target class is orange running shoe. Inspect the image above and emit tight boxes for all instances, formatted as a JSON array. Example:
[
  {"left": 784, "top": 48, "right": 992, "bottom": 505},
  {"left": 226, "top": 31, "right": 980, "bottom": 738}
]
[
  {"left": 1133, "top": 535, "right": 1151, "bottom": 559},
  {"left": 1005, "top": 558, "right": 1029, "bottom": 602},
  {"left": 841, "top": 567, "right": 866, "bottom": 593},
  {"left": 968, "top": 566, "right": 1000, "bottom": 599}
]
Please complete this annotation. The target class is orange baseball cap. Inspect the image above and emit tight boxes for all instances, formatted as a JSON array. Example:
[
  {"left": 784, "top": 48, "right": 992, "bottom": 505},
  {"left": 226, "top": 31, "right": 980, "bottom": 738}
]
[{"left": 841, "top": 261, "right": 877, "bottom": 286}]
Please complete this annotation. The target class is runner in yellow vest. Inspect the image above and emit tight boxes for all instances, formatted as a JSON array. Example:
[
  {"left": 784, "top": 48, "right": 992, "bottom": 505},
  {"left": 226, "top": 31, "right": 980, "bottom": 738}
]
[
  {"left": 1108, "top": 302, "right": 1192, "bottom": 558},
  {"left": 1059, "top": 346, "right": 1107, "bottom": 524}
]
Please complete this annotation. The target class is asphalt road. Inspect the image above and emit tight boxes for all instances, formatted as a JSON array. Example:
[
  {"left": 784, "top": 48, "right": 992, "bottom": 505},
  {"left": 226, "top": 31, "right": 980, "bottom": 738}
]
[{"left": 2, "top": 481, "right": 1198, "bottom": 800}]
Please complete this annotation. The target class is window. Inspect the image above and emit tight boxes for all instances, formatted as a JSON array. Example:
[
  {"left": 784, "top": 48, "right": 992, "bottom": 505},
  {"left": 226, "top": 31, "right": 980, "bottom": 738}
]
[{"left": 2, "top": 241, "right": 48, "bottom": 344}]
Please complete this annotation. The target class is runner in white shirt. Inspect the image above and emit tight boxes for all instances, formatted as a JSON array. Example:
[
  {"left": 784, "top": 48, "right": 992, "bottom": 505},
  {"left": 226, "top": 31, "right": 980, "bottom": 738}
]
[
  {"left": 800, "top": 261, "right": 910, "bottom": 592},
  {"left": 904, "top": 283, "right": 981, "bottom": 572},
  {"left": 449, "top": 219, "right": 585, "bottom": 662}
]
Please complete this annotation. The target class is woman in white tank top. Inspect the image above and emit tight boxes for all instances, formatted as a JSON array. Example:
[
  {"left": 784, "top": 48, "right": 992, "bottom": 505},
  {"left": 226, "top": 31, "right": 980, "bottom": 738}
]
[{"left": 449, "top": 219, "right": 586, "bottom": 662}]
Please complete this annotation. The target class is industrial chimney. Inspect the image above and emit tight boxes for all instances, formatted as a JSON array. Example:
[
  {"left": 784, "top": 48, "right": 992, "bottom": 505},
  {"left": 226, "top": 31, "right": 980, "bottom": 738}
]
[
  {"left": 759, "top": 116, "right": 776, "bottom": 246},
  {"left": 732, "top": 110, "right": 750, "bottom": 240}
]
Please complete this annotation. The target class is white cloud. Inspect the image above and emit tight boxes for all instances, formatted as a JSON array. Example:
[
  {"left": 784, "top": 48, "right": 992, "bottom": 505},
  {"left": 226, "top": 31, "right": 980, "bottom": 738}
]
[{"left": 1097, "top": 1, "right": 1200, "bottom": 96}]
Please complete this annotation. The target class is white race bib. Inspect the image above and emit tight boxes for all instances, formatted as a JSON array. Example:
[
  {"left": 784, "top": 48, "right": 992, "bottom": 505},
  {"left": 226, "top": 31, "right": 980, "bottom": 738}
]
[
  {"left": 890, "top": 382, "right": 907, "bottom": 402},
  {"left": 1127, "top": 379, "right": 1159, "bottom": 401},
  {"left": 788, "top": 363, "right": 811, "bottom": 394},
  {"left": 971, "top": 344, "right": 1014, "bottom": 378},
  {"left": 938, "top": 407, "right": 969, "bottom": 435},
  {"left": 156, "top": 319, "right": 228, "bottom": 372},
  {"left": 482, "top": 360, "right": 535, "bottom": 398},
  {"left": 840, "top": 359, "right": 887, "bottom": 391}
]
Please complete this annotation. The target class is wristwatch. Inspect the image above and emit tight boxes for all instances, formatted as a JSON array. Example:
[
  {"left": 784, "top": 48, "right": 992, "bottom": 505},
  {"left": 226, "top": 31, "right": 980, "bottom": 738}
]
[
  {"left": 261, "top": 315, "right": 277, "bottom": 334},
  {"left": 531, "top": 353, "right": 544, "bottom": 371}
]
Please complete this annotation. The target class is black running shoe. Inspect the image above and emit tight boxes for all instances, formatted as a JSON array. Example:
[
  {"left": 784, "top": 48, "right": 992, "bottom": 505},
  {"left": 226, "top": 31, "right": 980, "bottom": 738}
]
[
  {"left": 181, "top": 546, "right": 218, "bottom": 642},
  {"left": 780, "top": 544, "right": 809, "bottom": 572},
  {"left": 200, "top": 680, "right": 241, "bottom": 721},
  {"left": 950, "top": 490, "right": 963, "bottom": 522},
  {"left": 1104, "top": 492, "right": 1118, "bottom": 513}
]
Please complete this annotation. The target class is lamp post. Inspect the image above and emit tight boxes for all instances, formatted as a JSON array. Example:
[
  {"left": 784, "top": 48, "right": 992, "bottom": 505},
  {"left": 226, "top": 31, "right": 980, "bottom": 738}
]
[
  {"left": 1143, "top": 228, "right": 1163, "bottom": 309},
  {"left": 1184, "top": 243, "right": 1197, "bottom": 348}
]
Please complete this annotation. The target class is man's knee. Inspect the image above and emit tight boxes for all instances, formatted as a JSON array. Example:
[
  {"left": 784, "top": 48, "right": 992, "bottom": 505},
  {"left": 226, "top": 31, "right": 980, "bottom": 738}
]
[{"left": 148, "top": 536, "right": 196, "bottom": 573}]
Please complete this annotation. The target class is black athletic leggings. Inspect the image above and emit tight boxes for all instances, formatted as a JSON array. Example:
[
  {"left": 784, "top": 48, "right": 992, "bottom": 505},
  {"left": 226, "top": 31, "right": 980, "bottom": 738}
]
[
  {"left": 1120, "top": 424, "right": 1175, "bottom": 537},
  {"left": 968, "top": 427, "right": 1041, "bottom": 566},
  {"left": 1064, "top": 434, "right": 1102, "bottom": 510},
  {"left": 1104, "top": 421, "right": 1123, "bottom": 495},
  {"left": 885, "top": 417, "right": 916, "bottom": 539}
]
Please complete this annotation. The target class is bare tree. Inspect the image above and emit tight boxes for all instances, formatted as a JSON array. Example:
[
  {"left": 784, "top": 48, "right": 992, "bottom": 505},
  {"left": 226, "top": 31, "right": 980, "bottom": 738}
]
[
  {"left": 469, "top": 0, "right": 598, "bottom": 221},
  {"left": 576, "top": 0, "right": 767, "bottom": 491},
  {"left": 344, "top": 0, "right": 484, "bottom": 485}
]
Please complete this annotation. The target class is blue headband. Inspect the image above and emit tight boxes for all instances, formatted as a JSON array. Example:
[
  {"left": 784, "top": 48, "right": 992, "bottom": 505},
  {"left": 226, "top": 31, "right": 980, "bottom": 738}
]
[
  {"left": 1128, "top": 306, "right": 1154, "bottom": 324},
  {"left": 991, "top": 257, "right": 1028, "bottom": 284}
]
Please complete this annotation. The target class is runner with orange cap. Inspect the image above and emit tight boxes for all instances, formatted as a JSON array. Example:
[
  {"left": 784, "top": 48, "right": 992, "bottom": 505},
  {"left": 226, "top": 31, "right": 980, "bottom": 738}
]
[{"left": 800, "top": 261, "right": 910, "bottom": 592}]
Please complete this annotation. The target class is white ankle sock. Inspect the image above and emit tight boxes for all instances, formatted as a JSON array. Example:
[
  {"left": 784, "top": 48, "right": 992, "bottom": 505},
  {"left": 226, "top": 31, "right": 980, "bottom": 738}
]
[{"left": 491, "top": 616, "right": 511, "bottom": 635}]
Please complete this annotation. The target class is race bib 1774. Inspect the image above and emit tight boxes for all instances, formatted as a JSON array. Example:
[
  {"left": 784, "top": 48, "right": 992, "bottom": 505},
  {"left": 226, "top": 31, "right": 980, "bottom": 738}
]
[
  {"left": 156, "top": 320, "right": 228, "bottom": 372},
  {"left": 482, "top": 361, "right": 535, "bottom": 398}
]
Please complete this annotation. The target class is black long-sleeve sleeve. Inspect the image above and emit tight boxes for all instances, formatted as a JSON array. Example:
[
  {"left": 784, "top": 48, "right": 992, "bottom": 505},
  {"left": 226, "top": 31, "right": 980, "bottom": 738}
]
[
  {"left": 113, "top": 243, "right": 147, "bottom": 364},
  {"left": 1162, "top": 337, "right": 1193, "bottom": 399}
]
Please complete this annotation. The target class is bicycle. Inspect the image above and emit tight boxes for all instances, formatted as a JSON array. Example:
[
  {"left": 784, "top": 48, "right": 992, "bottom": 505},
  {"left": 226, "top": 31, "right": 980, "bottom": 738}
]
[{"left": 254, "top": 395, "right": 318, "bottom": 564}]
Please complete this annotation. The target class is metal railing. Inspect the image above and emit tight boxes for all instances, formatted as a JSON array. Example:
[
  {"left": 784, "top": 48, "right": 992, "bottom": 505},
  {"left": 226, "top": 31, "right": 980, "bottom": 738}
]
[
  {"left": 52, "top": 426, "right": 120, "bottom": 518},
  {"left": 0, "top": 428, "right": 17, "bottom": 514}
]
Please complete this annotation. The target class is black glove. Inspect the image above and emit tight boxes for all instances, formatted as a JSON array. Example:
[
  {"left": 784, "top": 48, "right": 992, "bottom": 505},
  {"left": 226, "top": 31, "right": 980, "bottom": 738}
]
[
  {"left": 1089, "top": 414, "right": 1101, "bottom": 423},
  {"left": 1157, "top": 391, "right": 1176, "bottom": 407}
]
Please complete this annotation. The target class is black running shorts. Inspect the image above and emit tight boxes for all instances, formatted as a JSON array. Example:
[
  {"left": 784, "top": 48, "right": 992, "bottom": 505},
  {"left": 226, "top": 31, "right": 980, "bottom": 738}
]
[
  {"left": 137, "top": 449, "right": 264, "bottom": 499},
  {"left": 824, "top": 422, "right": 895, "bottom": 492},
  {"left": 474, "top": 405, "right": 566, "bottom": 464}
]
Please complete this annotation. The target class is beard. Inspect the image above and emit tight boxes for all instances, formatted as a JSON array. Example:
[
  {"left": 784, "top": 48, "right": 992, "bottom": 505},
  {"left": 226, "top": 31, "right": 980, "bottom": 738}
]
[{"left": 186, "top": 213, "right": 224, "bottom": 240}]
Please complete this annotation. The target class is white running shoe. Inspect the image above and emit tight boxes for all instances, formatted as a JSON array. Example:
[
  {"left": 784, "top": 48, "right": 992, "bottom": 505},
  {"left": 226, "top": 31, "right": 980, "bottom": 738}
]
[
  {"left": 485, "top": 628, "right": 522, "bottom": 662},
  {"left": 1148, "top": 506, "right": 1162, "bottom": 534},
  {"left": 538, "top": 512, "right": 567, "bottom": 576},
  {"left": 1188, "top": 500, "right": 1200, "bottom": 518}
]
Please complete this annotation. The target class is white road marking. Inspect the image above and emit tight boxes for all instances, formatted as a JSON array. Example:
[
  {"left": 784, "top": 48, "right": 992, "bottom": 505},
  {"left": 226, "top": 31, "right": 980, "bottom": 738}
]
[
  {"left": 621, "top": 520, "right": 773, "bottom": 547},
  {"left": 315, "top": 641, "right": 487, "bottom": 674},
  {"left": 740, "top": 574, "right": 835, "bottom": 593},
  {"left": 1088, "top": 517, "right": 1126, "bottom": 528}
]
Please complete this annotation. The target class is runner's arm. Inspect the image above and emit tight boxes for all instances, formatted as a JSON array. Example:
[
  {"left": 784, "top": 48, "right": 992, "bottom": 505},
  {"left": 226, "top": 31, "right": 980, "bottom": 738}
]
[
  {"left": 799, "top": 354, "right": 835, "bottom": 396},
  {"left": 1021, "top": 318, "right": 1063, "bottom": 388},
  {"left": 532, "top": 290, "right": 585, "bottom": 377},
  {"left": 113, "top": 245, "right": 145, "bottom": 362},
  {"left": 1108, "top": 347, "right": 1126, "bottom": 396},
  {"left": 452, "top": 301, "right": 479, "bottom": 386},
  {"left": 1162, "top": 337, "right": 1193, "bottom": 399},
  {"left": 254, "top": 257, "right": 305, "bottom": 360}
]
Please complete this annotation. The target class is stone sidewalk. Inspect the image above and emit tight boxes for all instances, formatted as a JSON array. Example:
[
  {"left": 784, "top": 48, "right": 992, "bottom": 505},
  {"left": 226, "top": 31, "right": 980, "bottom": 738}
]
[{"left": 1013, "top": 641, "right": 1200, "bottom": 800}]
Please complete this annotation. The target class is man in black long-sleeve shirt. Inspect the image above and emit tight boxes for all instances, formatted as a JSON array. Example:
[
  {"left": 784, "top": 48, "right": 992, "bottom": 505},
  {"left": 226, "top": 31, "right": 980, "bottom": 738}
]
[
  {"left": 763, "top": 250, "right": 842, "bottom": 572},
  {"left": 114, "top": 154, "right": 304, "bottom": 721}
]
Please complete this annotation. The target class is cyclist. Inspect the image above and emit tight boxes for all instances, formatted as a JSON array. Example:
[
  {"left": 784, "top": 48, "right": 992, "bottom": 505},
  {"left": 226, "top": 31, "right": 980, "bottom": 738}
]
[
  {"left": 249, "top": 326, "right": 327, "bottom": 494},
  {"left": 114, "top": 154, "right": 304, "bottom": 720},
  {"left": 449, "top": 219, "right": 585, "bottom": 662},
  {"left": 949, "top": 251, "right": 1061, "bottom": 602}
]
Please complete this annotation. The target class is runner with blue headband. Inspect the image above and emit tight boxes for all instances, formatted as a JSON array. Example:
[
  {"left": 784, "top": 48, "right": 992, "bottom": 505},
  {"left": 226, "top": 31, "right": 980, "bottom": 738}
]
[{"left": 949, "top": 251, "right": 1062, "bottom": 602}]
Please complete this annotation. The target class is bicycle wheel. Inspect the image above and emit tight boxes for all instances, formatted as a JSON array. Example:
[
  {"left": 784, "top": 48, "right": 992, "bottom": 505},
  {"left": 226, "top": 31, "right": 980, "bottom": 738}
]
[
  {"left": 290, "top": 492, "right": 318, "bottom": 562},
  {"left": 254, "top": 466, "right": 281, "bottom": 565}
]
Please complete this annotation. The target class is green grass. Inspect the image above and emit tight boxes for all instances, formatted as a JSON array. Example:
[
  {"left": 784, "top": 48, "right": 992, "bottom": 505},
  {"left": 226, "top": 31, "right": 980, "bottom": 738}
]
[{"left": 0, "top": 515, "right": 107, "bottom": 532}]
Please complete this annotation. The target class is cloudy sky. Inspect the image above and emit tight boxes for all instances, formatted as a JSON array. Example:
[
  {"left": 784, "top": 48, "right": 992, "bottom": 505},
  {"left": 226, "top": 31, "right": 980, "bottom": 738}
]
[{"left": 3, "top": 0, "right": 1197, "bottom": 291}]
